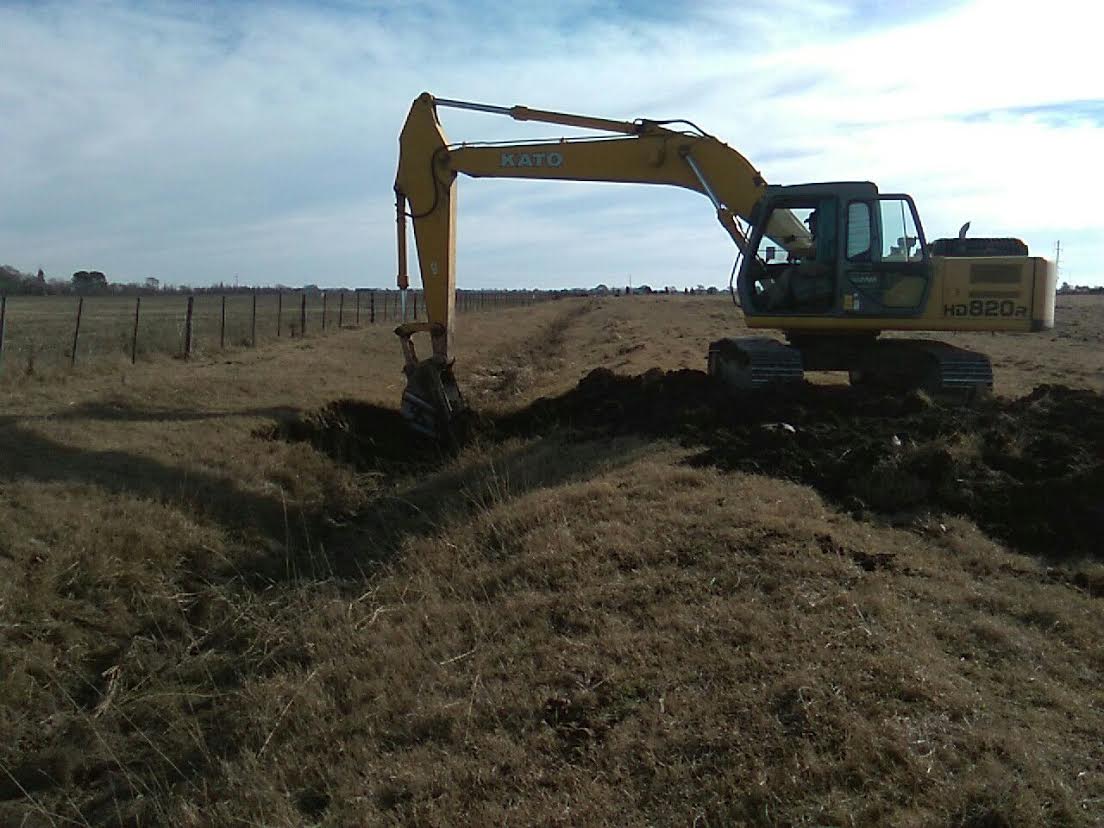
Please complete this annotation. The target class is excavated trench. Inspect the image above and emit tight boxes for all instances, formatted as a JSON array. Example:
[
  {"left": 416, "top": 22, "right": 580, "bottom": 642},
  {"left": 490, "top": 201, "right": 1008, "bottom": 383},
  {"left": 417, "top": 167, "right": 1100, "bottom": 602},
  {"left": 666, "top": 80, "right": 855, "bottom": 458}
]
[{"left": 270, "top": 371, "right": 1104, "bottom": 561}]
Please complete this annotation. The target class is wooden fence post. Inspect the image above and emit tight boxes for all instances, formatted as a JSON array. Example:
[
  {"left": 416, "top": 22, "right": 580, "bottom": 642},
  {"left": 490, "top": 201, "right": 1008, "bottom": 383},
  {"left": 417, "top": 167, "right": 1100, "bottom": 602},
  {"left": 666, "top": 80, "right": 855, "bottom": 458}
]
[
  {"left": 220, "top": 295, "right": 226, "bottom": 348},
  {"left": 370, "top": 291, "right": 375, "bottom": 323},
  {"left": 251, "top": 290, "right": 257, "bottom": 346},
  {"left": 277, "top": 291, "right": 283, "bottom": 337},
  {"left": 71, "top": 296, "right": 84, "bottom": 368},
  {"left": 339, "top": 291, "right": 344, "bottom": 328},
  {"left": 355, "top": 290, "right": 361, "bottom": 325},
  {"left": 131, "top": 296, "right": 140, "bottom": 364},
  {"left": 300, "top": 292, "right": 307, "bottom": 336},
  {"left": 184, "top": 295, "right": 194, "bottom": 358},
  {"left": 322, "top": 291, "right": 328, "bottom": 330},
  {"left": 0, "top": 295, "right": 6, "bottom": 365}
]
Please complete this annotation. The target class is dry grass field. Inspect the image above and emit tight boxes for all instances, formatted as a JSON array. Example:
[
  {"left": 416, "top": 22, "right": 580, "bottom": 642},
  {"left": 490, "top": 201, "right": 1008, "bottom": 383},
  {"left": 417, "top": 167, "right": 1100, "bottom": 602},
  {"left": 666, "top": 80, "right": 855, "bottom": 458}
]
[{"left": 1, "top": 294, "right": 1102, "bottom": 826}]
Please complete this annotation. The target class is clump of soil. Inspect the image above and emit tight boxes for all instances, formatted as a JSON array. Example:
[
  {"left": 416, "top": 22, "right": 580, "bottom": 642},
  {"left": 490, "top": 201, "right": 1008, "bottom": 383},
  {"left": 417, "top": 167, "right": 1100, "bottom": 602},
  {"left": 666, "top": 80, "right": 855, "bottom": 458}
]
[{"left": 499, "top": 371, "right": 1104, "bottom": 559}]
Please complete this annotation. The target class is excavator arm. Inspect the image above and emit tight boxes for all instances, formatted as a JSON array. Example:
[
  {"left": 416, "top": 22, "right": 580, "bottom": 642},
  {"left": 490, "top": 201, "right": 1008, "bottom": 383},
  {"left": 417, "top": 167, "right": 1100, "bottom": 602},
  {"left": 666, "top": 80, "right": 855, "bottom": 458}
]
[{"left": 393, "top": 92, "right": 802, "bottom": 437}]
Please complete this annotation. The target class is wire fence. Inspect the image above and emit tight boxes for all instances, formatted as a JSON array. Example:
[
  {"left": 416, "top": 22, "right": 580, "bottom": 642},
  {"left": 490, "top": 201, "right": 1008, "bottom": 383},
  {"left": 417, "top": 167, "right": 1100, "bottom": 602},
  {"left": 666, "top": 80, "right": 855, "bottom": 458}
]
[{"left": 0, "top": 289, "right": 552, "bottom": 376}]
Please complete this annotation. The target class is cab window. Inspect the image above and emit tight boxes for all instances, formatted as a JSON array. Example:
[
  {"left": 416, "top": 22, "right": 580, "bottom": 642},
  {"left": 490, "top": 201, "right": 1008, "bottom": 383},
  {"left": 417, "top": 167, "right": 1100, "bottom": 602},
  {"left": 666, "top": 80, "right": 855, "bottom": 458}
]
[
  {"left": 879, "top": 198, "right": 923, "bottom": 261},
  {"left": 841, "top": 196, "right": 929, "bottom": 314},
  {"left": 846, "top": 202, "right": 872, "bottom": 261}
]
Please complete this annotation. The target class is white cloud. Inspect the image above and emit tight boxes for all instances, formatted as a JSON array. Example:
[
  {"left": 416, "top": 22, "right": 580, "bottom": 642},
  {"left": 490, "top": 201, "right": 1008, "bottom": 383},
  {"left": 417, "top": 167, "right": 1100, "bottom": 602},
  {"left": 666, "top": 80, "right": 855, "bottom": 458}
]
[{"left": 0, "top": 0, "right": 1099, "bottom": 288}]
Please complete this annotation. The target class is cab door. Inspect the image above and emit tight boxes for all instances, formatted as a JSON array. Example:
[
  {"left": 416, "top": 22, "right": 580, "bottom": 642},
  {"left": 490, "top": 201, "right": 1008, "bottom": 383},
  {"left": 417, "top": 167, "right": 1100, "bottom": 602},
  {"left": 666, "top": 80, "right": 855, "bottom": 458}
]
[{"left": 840, "top": 196, "right": 931, "bottom": 316}]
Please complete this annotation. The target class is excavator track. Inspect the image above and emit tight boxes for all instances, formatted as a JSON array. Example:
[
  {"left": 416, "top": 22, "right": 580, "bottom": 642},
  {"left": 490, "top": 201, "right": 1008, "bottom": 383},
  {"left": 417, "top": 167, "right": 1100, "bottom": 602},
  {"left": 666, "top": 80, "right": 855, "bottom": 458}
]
[
  {"left": 708, "top": 335, "right": 992, "bottom": 400},
  {"left": 707, "top": 337, "right": 805, "bottom": 389},
  {"left": 922, "top": 341, "right": 994, "bottom": 392},
  {"left": 848, "top": 339, "right": 993, "bottom": 399}
]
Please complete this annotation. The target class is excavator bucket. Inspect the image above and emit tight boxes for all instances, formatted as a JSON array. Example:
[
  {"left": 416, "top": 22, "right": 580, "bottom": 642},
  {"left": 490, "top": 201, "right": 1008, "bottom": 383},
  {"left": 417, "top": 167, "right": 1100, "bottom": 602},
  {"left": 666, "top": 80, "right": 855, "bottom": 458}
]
[
  {"left": 395, "top": 318, "right": 468, "bottom": 442},
  {"left": 399, "top": 358, "right": 467, "bottom": 442}
]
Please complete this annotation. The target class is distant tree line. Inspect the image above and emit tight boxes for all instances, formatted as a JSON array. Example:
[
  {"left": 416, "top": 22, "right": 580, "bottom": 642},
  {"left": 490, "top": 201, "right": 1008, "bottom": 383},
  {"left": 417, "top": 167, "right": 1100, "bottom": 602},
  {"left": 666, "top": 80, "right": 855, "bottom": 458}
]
[
  {"left": 1, "top": 264, "right": 175, "bottom": 295},
  {"left": 3, "top": 263, "right": 728, "bottom": 297},
  {"left": 1058, "top": 282, "right": 1104, "bottom": 295},
  {"left": 0, "top": 266, "right": 374, "bottom": 296}
]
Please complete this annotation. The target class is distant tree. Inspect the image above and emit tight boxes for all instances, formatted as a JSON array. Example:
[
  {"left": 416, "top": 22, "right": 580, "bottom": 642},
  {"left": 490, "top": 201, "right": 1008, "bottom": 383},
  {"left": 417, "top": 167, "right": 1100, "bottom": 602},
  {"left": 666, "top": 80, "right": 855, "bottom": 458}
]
[
  {"left": 72, "top": 270, "right": 108, "bottom": 293},
  {"left": 0, "top": 265, "right": 24, "bottom": 292},
  {"left": 145, "top": 277, "right": 160, "bottom": 291}
]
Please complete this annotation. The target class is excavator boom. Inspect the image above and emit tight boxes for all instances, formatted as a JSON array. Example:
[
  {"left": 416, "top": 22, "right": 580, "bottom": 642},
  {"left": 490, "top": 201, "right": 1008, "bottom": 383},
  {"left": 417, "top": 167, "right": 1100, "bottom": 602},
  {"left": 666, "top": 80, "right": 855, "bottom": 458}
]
[{"left": 393, "top": 92, "right": 809, "bottom": 435}]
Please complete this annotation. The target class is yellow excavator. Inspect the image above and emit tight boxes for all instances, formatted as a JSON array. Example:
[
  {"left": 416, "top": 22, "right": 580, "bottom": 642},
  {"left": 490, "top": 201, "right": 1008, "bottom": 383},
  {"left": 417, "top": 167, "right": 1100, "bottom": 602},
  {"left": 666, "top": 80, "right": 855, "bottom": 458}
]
[{"left": 394, "top": 92, "right": 1056, "bottom": 438}]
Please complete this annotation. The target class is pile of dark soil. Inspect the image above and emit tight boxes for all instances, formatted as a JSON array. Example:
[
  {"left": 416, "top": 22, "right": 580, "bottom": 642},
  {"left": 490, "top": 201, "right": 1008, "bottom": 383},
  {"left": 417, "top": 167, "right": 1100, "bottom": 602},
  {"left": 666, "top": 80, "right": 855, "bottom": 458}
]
[
  {"left": 497, "top": 370, "right": 1104, "bottom": 560},
  {"left": 271, "top": 373, "right": 1104, "bottom": 560}
]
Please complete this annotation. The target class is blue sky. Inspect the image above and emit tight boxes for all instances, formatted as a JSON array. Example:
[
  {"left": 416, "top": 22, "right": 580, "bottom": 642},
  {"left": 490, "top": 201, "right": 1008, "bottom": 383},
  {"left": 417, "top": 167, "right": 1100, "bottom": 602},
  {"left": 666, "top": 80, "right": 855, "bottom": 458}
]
[{"left": 1, "top": 0, "right": 1100, "bottom": 289}]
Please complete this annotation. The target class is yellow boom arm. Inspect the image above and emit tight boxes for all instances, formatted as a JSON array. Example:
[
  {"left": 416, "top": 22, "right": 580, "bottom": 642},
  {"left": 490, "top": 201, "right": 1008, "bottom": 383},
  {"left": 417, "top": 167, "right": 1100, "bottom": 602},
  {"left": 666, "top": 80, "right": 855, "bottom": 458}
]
[{"left": 393, "top": 91, "right": 800, "bottom": 367}]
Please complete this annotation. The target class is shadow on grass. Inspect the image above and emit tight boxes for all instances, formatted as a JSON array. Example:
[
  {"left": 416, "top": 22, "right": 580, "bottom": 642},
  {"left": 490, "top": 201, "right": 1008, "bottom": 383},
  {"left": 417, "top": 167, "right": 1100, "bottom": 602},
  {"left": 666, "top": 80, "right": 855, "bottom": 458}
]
[
  {"left": 0, "top": 420, "right": 289, "bottom": 539},
  {"left": 64, "top": 401, "right": 305, "bottom": 423},
  {"left": 0, "top": 401, "right": 315, "bottom": 563},
  {"left": 15, "top": 401, "right": 303, "bottom": 424}
]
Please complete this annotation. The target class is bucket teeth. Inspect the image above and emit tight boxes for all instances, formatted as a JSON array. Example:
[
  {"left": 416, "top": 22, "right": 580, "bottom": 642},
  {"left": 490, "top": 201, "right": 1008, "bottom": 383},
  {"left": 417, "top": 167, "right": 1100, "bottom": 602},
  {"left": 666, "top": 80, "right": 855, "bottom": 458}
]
[{"left": 400, "top": 359, "right": 467, "bottom": 442}]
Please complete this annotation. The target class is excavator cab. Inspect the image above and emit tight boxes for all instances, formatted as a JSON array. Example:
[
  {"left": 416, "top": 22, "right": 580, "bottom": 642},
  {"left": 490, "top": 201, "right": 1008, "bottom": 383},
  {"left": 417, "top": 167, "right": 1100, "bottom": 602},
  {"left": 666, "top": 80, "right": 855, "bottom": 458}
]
[{"left": 738, "top": 182, "right": 933, "bottom": 320}]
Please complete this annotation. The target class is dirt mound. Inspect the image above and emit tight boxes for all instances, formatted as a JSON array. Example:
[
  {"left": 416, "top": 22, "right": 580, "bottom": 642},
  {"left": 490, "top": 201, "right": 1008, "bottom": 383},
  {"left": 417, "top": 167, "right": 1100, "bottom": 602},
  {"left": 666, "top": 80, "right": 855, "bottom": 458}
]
[
  {"left": 498, "top": 370, "right": 1104, "bottom": 560},
  {"left": 270, "top": 373, "right": 1104, "bottom": 560}
]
